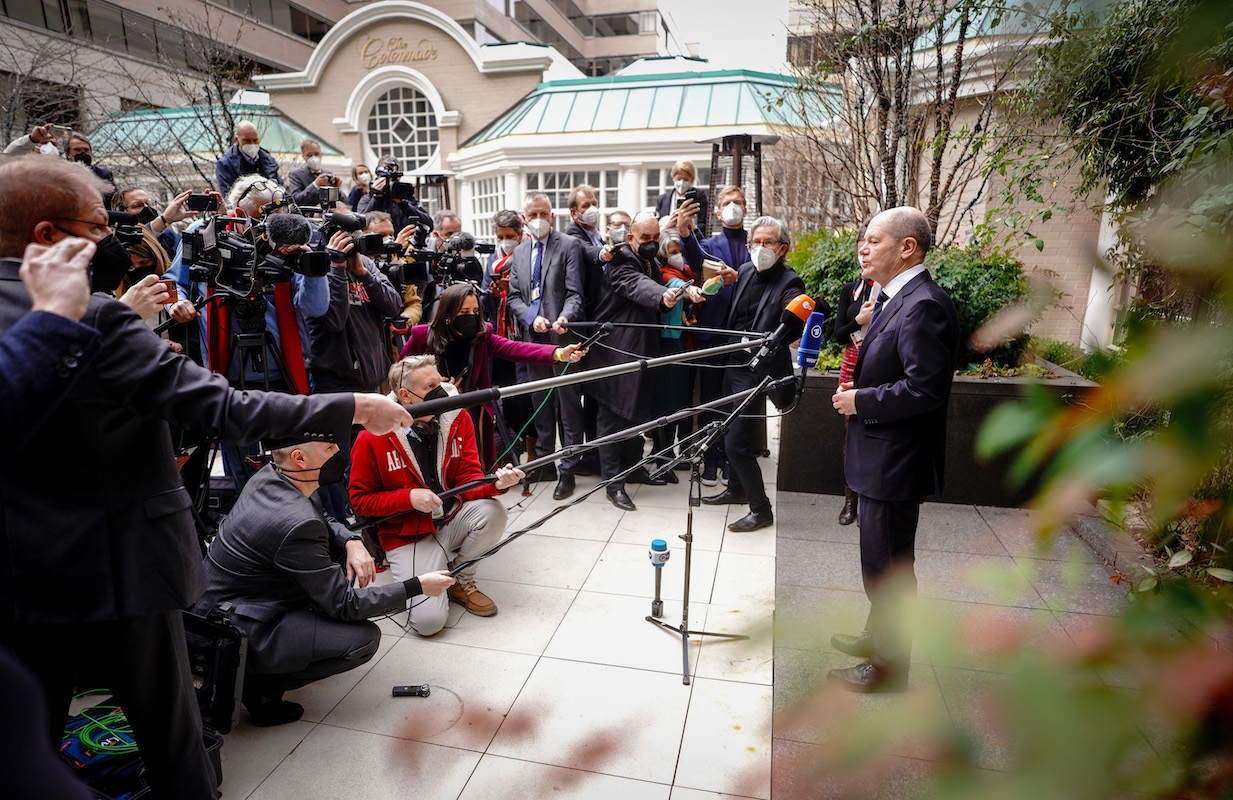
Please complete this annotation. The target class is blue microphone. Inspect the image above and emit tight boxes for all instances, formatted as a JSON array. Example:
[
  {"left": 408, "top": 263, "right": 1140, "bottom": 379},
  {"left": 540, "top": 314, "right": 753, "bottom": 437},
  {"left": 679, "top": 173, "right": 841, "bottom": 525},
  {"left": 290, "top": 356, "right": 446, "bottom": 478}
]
[{"left": 796, "top": 311, "right": 827, "bottom": 371}]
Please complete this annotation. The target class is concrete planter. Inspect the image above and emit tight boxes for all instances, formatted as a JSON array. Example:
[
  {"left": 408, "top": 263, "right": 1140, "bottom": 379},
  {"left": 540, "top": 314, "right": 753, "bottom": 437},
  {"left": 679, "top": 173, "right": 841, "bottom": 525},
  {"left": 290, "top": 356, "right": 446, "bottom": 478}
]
[{"left": 777, "top": 364, "right": 1098, "bottom": 507}]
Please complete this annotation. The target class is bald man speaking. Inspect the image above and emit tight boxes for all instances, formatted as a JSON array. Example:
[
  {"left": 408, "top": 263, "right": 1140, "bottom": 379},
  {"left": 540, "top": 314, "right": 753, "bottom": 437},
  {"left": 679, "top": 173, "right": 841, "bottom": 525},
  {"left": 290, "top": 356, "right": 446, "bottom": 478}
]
[{"left": 829, "top": 207, "right": 960, "bottom": 692}]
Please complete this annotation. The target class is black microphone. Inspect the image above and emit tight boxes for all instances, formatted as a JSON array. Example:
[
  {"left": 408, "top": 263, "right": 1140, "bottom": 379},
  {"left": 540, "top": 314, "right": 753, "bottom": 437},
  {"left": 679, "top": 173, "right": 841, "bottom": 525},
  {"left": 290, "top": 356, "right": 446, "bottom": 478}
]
[
  {"left": 266, "top": 213, "right": 312, "bottom": 246},
  {"left": 747, "top": 294, "right": 816, "bottom": 373},
  {"left": 445, "top": 231, "right": 475, "bottom": 253}
]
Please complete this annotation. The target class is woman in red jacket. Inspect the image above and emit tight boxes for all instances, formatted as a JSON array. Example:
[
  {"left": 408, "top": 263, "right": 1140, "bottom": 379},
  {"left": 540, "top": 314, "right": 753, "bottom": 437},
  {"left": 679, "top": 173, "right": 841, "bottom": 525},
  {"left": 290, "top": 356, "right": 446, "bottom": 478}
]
[
  {"left": 350, "top": 355, "right": 524, "bottom": 635},
  {"left": 400, "top": 283, "right": 586, "bottom": 468}
]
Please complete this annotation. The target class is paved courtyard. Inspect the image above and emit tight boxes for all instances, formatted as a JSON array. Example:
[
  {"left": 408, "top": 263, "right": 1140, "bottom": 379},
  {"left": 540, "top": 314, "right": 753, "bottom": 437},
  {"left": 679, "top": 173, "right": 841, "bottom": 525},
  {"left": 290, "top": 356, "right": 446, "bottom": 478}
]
[{"left": 204, "top": 417, "right": 1133, "bottom": 799}]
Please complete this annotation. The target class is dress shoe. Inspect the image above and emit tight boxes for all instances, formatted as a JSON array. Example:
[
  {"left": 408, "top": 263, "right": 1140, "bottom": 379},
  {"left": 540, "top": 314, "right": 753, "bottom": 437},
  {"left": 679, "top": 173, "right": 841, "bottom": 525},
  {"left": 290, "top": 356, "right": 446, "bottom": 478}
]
[
  {"left": 246, "top": 696, "right": 305, "bottom": 727},
  {"left": 827, "top": 660, "right": 907, "bottom": 693},
  {"left": 659, "top": 467, "right": 679, "bottom": 484},
  {"left": 728, "top": 509, "right": 773, "bottom": 532},
  {"left": 838, "top": 487, "right": 858, "bottom": 526},
  {"left": 701, "top": 488, "right": 747, "bottom": 505},
  {"left": 448, "top": 580, "right": 497, "bottom": 616},
  {"left": 607, "top": 486, "right": 637, "bottom": 511},
  {"left": 552, "top": 473, "right": 576, "bottom": 500},
  {"left": 629, "top": 468, "right": 667, "bottom": 486},
  {"left": 831, "top": 631, "right": 875, "bottom": 658}
]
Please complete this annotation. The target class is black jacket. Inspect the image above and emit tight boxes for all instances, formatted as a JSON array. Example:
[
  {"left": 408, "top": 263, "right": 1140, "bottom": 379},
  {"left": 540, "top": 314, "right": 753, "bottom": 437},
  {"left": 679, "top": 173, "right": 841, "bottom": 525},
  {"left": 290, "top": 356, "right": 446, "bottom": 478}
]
[
  {"left": 306, "top": 256, "right": 403, "bottom": 391},
  {"left": 562, "top": 221, "right": 605, "bottom": 319},
  {"left": 724, "top": 260, "right": 807, "bottom": 409},
  {"left": 834, "top": 278, "right": 876, "bottom": 346},
  {"left": 0, "top": 258, "right": 354, "bottom": 624},
  {"left": 505, "top": 229, "right": 586, "bottom": 342},
  {"left": 655, "top": 187, "right": 710, "bottom": 224}
]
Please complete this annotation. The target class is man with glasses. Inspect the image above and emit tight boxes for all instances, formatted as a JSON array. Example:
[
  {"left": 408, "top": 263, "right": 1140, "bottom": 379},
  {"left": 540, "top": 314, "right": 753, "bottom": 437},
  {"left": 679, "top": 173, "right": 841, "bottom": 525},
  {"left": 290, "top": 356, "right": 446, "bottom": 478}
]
[
  {"left": 0, "top": 154, "right": 413, "bottom": 800},
  {"left": 701, "top": 216, "right": 806, "bottom": 532}
]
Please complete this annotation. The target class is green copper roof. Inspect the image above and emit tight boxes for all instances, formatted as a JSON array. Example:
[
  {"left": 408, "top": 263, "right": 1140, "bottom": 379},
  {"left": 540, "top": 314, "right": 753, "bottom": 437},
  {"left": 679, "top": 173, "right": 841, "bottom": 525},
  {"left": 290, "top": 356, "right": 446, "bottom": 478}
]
[
  {"left": 463, "top": 69, "right": 831, "bottom": 148},
  {"left": 90, "top": 104, "right": 341, "bottom": 157}
]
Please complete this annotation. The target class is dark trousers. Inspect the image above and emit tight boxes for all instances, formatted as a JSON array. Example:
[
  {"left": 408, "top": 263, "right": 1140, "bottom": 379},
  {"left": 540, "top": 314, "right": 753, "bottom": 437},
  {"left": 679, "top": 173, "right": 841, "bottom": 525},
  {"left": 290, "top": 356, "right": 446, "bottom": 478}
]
[
  {"left": 244, "top": 610, "right": 381, "bottom": 699},
  {"left": 695, "top": 353, "right": 728, "bottom": 469},
  {"left": 857, "top": 495, "right": 921, "bottom": 671},
  {"left": 721, "top": 370, "right": 771, "bottom": 514},
  {"left": 0, "top": 611, "right": 219, "bottom": 800},
  {"left": 596, "top": 403, "right": 644, "bottom": 488},
  {"left": 526, "top": 361, "right": 585, "bottom": 474}
]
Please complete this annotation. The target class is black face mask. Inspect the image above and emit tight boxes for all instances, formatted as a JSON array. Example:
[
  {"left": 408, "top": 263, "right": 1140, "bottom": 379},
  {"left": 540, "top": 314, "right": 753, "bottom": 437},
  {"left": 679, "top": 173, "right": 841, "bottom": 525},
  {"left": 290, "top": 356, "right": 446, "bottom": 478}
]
[
  {"left": 453, "top": 313, "right": 481, "bottom": 338},
  {"left": 89, "top": 234, "right": 133, "bottom": 293},
  {"left": 279, "top": 449, "right": 347, "bottom": 485},
  {"left": 136, "top": 206, "right": 158, "bottom": 224},
  {"left": 403, "top": 383, "right": 449, "bottom": 417},
  {"left": 73, "top": 151, "right": 93, "bottom": 167},
  {"left": 637, "top": 241, "right": 660, "bottom": 262}
]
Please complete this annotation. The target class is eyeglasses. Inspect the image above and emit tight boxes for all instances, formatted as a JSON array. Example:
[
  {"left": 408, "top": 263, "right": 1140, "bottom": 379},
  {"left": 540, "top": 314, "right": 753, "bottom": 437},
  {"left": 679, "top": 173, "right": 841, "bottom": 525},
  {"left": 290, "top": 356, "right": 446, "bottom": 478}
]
[
  {"left": 50, "top": 216, "right": 112, "bottom": 237},
  {"left": 749, "top": 239, "right": 782, "bottom": 248},
  {"left": 125, "top": 200, "right": 151, "bottom": 210}
]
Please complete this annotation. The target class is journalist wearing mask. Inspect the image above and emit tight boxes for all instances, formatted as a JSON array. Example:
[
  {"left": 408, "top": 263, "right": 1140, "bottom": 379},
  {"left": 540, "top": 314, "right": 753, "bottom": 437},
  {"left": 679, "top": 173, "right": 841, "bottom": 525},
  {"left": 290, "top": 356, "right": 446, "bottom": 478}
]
[{"left": 654, "top": 159, "right": 710, "bottom": 223}]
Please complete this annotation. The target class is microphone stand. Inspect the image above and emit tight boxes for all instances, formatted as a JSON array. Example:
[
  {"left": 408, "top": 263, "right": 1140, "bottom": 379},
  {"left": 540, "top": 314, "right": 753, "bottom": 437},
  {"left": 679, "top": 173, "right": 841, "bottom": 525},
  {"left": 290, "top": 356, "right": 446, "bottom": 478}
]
[{"left": 644, "top": 373, "right": 778, "bottom": 685}]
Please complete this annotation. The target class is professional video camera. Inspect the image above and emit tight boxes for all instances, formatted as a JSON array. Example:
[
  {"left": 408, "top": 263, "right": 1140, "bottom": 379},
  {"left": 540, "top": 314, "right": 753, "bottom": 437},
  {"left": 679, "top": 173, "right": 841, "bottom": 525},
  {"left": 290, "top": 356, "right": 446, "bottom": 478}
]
[
  {"left": 400, "top": 231, "right": 487, "bottom": 288},
  {"left": 181, "top": 211, "right": 330, "bottom": 299},
  {"left": 374, "top": 163, "right": 417, "bottom": 203}
]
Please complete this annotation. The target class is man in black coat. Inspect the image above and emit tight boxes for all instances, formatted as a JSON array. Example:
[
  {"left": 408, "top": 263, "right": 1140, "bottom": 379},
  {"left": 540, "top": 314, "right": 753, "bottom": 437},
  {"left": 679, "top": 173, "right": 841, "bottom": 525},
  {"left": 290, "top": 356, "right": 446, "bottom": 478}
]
[
  {"left": 0, "top": 156, "right": 413, "bottom": 799},
  {"left": 829, "top": 207, "right": 960, "bottom": 693},
  {"left": 588, "top": 216, "right": 704, "bottom": 510},
  {"left": 198, "top": 435, "right": 453, "bottom": 726},
  {"left": 701, "top": 216, "right": 806, "bottom": 531},
  {"left": 506, "top": 191, "right": 588, "bottom": 499}
]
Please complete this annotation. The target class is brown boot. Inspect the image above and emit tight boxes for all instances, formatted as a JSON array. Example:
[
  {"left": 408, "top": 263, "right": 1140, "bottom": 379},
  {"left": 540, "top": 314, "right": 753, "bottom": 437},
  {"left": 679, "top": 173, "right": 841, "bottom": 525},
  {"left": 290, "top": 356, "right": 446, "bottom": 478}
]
[
  {"left": 448, "top": 580, "right": 497, "bottom": 616},
  {"left": 838, "top": 486, "right": 858, "bottom": 526}
]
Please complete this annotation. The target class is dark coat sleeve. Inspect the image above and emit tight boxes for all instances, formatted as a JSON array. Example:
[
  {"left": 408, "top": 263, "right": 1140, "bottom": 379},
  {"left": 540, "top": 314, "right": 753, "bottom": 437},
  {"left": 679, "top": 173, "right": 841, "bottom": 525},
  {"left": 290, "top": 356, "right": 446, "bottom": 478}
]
[
  {"left": 833, "top": 281, "right": 862, "bottom": 344},
  {"left": 0, "top": 311, "right": 99, "bottom": 460},
  {"left": 854, "top": 293, "right": 957, "bottom": 423}
]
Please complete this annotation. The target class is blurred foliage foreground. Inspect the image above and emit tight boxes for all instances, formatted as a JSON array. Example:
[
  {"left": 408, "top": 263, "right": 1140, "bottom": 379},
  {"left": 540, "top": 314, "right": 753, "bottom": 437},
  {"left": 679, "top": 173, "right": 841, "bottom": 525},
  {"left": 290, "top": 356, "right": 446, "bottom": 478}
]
[{"left": 776, "top": 1, "right": 1233, "bottom": 797}]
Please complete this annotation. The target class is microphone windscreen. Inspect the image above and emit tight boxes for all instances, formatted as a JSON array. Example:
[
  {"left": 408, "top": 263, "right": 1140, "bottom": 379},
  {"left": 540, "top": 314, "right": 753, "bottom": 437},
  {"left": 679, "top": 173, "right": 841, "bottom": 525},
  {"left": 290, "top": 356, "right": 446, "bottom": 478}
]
[
  {"left": 785, "top": 294, "right": 816, "bottom": 323},
  {"left": 266, "top": 213, "right": 311, "bottom": 246},
  {"left": 108, "top": 210, "right": 139, "bottom": 226},
  {"left": 702, "top": 276, "right": 724, "bottom": 295},
  {"left": 446, "top": 231, "right": 476, "bottom": 253}
]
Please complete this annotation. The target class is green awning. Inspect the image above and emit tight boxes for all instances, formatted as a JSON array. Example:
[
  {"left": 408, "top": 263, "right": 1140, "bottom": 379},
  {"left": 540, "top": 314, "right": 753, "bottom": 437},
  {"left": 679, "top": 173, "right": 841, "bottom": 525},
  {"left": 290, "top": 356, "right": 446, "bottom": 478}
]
[
  {"left": 463, "top": 69, "right": 835, "bottom": 147},
  {"left": 90, "top": 103, "right": 341, "bottom": 157}
]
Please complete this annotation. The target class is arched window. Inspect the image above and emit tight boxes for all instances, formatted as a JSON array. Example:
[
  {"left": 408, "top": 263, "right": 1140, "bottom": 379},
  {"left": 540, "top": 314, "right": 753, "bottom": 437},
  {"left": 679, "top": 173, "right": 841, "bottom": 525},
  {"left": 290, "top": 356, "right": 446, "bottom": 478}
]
[{"left": 365, "top": 86, "right": 439, "bottom": 170}]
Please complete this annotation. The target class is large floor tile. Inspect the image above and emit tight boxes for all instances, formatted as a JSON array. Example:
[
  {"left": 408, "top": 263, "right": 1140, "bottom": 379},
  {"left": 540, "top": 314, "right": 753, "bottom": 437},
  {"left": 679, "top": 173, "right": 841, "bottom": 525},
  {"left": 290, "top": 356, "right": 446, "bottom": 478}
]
[
  {"left": 286, "top": 626, "right": 400, "bottom": 723},
  {"left": 545, "top": 589, "right": 710, "bottom": 674},
  {"left": 919, "top": 600, "right": 1072, "bottom": 673},
  {"left": 676, "top": 677, "right": 773, "bottom": 798},
  {"left": 489, "top": 658, "right": 694, "bottom": 784},
  {"left": 914, "top": 503, "right": 1011, "bottom": 557},
  {"left": 718, "top": 512, "right": 778, "bottom": 557},
  {"left": 218, "top": 719, "right": 313, "bottom": 800},
  {"left": 692, "top": 600, "right": 774, "bottom": 685},
  {"left": 246, "top": 724, "right": 480, "bottom": 800},
  {"left": 774, "top": 538, "right": 864, "bottom": 591},
  {"left": 670, "top": 788, "right": 762, "bottom": 800},
  {"left": 772, "top": 739, "right": 940, "bottom": 800},
  {"left": 459, "top": 754, "right": 671, "bottom": 799},
  {"left": 610, "top": 504, "right": 729, "bottom": 551},
  {"left": 584, "top": 540, "right": 719, "bottom": 602},
  {"left": 321, "top": 638, "right": 537, "bottom": 751},
  {"left": 711, "top": 551, "right": 775, "bottom": 606},
  {"left": 773, "top": 492, "right": 858, "bottom": 545},
  {"left": 473, "top": 533, "right": 605, "bottom": 590},
  {"left": 977, "top": 505, "right": 1100, "bottom": 562},
  {"left": 629, "top": 479, "right": 699, "bottom": 509},
  {"left": 773, "top": 584, "right": 869, "bottom": 654},
  {"left": 432, "top": 580, "right": 577, "bottom": 656},
  {"left": 914, "top": 550, "right": 1046, "bottom": 608},
  {"left": 1014, "top": 556, "right": 1129, "bottom": 615},
  {"left": 516, "top": 491, "right": 628, "bottom": 541}
]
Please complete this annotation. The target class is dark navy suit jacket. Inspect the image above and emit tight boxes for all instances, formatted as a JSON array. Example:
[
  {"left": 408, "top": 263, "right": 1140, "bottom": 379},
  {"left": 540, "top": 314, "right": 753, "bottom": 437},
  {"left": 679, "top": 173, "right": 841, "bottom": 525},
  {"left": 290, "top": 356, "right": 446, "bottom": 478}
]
[{"left": 844, "top": 270, "right": 959, "bottom": 502}]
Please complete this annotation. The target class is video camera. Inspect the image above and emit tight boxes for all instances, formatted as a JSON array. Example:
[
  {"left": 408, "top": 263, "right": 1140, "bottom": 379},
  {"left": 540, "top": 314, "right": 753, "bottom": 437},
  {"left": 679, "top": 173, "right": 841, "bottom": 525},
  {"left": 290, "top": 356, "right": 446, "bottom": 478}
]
[
  {"left": 375, "top": 164, "right": 417, "bottom": 203},
  {"left": 400, "top": 231, "right": 487, "bottom": 288},
  {"left": 182, "top": 211, "right": 330, "bottom": 299}
]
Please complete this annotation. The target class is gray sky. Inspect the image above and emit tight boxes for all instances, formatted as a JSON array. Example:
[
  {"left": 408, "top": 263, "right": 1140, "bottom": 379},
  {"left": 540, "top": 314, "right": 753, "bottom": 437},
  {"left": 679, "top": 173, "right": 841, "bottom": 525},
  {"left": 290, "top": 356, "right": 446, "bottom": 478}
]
[{"left": 660, "top": 0, "right": 790, "bottom": 73}]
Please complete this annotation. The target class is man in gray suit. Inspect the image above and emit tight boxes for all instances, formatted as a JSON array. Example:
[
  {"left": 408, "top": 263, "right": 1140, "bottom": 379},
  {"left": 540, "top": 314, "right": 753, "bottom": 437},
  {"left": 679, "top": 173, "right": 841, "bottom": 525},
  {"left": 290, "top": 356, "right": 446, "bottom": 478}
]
[
  {"left": 198, "top": 433, "right": 453, "bottom": 726},
  {"left": 506, "top": 191, "right": 588, "bottom": 500},
  {"left": 0, "top": 155, "right": 412, "bottom": 799}
]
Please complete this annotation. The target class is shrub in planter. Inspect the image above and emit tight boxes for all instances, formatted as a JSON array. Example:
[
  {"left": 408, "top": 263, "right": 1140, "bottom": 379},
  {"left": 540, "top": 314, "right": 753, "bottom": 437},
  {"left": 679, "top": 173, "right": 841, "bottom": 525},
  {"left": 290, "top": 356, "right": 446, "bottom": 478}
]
[{"left": 786, "top": 228, "right": 1033, "bottom": 367}]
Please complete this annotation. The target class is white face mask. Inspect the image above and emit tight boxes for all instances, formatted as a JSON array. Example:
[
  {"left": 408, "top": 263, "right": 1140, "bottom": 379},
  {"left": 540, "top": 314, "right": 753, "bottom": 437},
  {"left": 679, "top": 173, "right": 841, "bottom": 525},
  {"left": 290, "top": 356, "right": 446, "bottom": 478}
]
[
  {"left": 580, "top": 205, "right": 600, "bottom": 228},
  {"left": 305, "top": 155, "right": 322, "bottom": 171},
  {"left": 721, "top": 202, "right": 744, "bottom": 227},
  {"left": 527, "top": 218, "right": 550, "bottom": 240},
  {"left": 357, "top": 173, "right": 371, "bottom": 186},
  {"left": 498, "top": 238, "right": 518, "bottom": 255},
  {"left": 751, "top": 246, "right": 778, "bottom": 272},
  {"left": 674, "top": 178, "right": 692, "bottom": 195},
  {"left": 608, "top": 225, "right": 628, "bottom": 243},
  {"left": 38, "top": 142, "right": 59, "bottom": 157},
  {"left": 667, "top": 253, "right": 685, "bottom": 268},
  {"left": 240, "top": 143, "right": 260, "bottom": 160}
]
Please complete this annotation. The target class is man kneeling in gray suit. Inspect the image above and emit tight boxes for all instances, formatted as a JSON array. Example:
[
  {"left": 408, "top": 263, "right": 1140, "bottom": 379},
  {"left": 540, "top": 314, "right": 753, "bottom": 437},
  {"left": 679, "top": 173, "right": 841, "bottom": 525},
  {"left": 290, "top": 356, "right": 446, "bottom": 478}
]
[{"left": 198, "top": 432, "right": 454, "bottom": 726}]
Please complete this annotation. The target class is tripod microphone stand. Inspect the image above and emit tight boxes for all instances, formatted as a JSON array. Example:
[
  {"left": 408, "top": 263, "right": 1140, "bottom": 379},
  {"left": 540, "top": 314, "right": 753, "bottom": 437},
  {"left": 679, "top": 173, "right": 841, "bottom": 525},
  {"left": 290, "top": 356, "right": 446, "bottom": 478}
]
[{"left": 644, "top": 373, "right": 778, "bottom": 685}]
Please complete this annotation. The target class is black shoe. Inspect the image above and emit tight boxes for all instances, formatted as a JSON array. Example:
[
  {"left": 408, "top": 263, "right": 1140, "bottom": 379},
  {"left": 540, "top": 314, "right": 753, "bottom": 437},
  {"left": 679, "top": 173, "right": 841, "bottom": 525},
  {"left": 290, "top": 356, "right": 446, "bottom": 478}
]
[
  {"left": 629, "top": 468, "right": 667, "bottom": 486},
  {"left": 728, "top": 509, "right": 773, "bottom": 532},
  {"left": 702, "top": 488, "right": 747, "bottom": 505},
  {"left": 827, "top": 661, "right": 907, "bottom": 693},
  {"left": 838, "top": 488, "right": 858, "bottom": 526},
  {"left": 701, "top": 462, "right": 720, "bottom": 486},
  {"left": 660, "top": 468, "right": 679, "bottom": 484},
  {"left": 552, "top": 473, "right": 576, "bottom": 501},
  {"left": 831, "top": 631, "right": 875, "bottom": 658},
  {"left": 607, "top": 486, "right": 636, "bottom": 511},
  {"left": 246, "top": 697, "right": 305, "bottom": 727}
]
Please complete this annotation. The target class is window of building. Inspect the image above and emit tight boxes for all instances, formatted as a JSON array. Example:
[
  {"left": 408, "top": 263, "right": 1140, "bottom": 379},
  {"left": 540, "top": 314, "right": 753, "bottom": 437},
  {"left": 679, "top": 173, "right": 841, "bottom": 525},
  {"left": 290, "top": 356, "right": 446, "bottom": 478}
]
[
  {"left": 469, "top": 176, "right": 506, "bottom": 239},
  {"left": 646, "top": 166, "right": 716, "bottom": 210},
  {"left": 366, "top": 86, "right": 439, "bottom": 172},
  {"left": 526, "top": 170, "right": 618, "bottom": 230}
]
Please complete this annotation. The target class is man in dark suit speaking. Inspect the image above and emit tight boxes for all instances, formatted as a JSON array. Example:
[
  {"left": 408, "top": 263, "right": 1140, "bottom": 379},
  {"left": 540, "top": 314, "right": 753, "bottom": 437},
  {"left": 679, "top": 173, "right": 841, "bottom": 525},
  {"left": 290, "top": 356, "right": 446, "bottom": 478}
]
[
  {"left": 0, "top": 155, "right": 412, "bottom": 799},
  {"left": 829, "top": 207, "right": 960, "bottom": 693}
]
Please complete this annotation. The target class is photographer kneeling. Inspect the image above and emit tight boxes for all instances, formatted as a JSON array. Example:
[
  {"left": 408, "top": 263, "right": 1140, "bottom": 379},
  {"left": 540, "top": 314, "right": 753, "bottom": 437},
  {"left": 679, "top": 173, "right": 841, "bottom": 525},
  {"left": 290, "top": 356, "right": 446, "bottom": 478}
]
[
  {"left": 198, "top": 432, "right": 452, "bottom": 726},
  {"left": 350, "top": 356, "right": 524, "bottom": 635}
]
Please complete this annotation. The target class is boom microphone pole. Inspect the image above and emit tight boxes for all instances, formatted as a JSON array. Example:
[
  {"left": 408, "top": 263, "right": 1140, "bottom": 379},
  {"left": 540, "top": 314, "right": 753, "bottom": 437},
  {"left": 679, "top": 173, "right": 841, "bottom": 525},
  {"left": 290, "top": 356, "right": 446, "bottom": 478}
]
[{"left": 564, "top": 321, "right": 758, "bottom": 338}]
